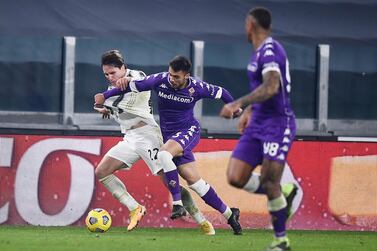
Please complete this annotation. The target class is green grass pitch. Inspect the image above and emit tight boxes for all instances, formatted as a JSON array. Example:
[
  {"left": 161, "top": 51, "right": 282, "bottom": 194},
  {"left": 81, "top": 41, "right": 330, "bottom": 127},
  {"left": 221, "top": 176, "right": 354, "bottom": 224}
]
[{"left": 0, "top": 226, "right": 376, "bottom": 251}]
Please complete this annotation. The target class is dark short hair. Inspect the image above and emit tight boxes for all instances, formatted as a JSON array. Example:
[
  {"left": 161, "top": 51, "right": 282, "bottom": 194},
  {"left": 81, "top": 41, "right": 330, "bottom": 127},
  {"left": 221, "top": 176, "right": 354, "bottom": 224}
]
[
  {"left": 169, "top": 55, "right": 192, "bottom": 73},
  {"left": 248, "top": 7, "right": 272, "bottom": 30},
  {"left": 101, "top": 50, "right": 126, "bottom": 68}
]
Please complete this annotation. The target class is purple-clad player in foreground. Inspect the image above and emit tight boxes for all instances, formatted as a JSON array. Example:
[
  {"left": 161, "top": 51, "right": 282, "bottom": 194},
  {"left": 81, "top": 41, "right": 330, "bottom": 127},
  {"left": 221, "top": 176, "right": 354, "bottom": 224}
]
[
  {"left": 95, "top": 55, "right": 242, "bottom": 235},
  {"left": 220, "top": 7, "right": 298, "bottom": 251}
]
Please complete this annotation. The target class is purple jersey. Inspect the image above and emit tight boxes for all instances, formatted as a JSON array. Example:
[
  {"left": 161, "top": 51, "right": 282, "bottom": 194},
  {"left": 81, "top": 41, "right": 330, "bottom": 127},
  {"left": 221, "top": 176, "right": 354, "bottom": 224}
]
[
  {"left": 102, "top": 72, "right": 234, "bottom": 166},
  {"left": 232, "top": 37, "right": 296, "bottom": 166},
  {"left": 129, "top": 72, "right": 233, "bottom": 135},
  {"left": 247, "top": 37, "right": 295, "bottom": 124}
]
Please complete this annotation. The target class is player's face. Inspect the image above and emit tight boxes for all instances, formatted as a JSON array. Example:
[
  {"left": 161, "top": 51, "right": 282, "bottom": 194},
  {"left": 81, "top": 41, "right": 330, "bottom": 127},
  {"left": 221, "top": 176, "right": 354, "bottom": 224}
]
[
  {"left": 102, "top": 65, "right": 126, "bottom": 85},
  {"left": 245, "top": 15, "right": 253, "bottom": 43},
  {"left": 168, "top": 67, "right": 189, "bottom": 89}
]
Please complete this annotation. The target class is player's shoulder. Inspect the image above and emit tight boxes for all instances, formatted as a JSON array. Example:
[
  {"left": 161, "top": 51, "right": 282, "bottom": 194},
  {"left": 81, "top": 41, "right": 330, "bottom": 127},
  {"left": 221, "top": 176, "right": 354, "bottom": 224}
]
[
  {"left": 260, "top": 37, "right": 285, "bottom": 58},
  {"left": 188, "top": 77, "right": 216, "bottom": 95},
  {"left": 259, "top": 38, "right": 276, "bottom": 56},
  {"left": 145, "top": 72, "right": 168, "bottom": 82},
  {"left": 152, "top": 71, "right": 168, "bottom": 78},
  {"left": 127, "top": 69, "right": 146, "bottom": 78},
  {"left": 189, "top": 77, "right": 206, "bottom": 89}
]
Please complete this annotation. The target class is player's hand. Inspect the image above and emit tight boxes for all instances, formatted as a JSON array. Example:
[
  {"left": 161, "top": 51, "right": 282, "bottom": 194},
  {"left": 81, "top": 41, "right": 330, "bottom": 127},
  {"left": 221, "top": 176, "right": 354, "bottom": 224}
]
[
  {"left": 237, "top": 108, "right": 251, "bottom": 134},
  {"left": 220, "top": 102, "right": 241, "bottom": 119},
  {"left": 94, "top": 93, "right": 105, "bottom": 106},
  {"left": 93, "top": 105, "right": 110, "bottom": 119},
  {"left": 232, "top": 108, "right": 243, "bottom": 119},
  {"left": 116, "top": 77, "right": 130, "bottom": 91}
]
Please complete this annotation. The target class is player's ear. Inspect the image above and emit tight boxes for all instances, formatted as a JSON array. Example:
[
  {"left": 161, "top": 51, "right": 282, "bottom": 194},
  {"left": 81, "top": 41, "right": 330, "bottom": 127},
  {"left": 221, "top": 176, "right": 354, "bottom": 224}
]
[{"left": 184, "top": 73, "right": 189, "bottom": 79}]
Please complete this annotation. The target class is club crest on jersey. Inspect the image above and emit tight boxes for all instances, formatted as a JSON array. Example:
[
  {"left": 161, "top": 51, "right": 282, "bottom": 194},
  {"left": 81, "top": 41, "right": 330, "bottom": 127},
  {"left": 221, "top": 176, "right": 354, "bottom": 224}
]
[
  {"left": 188, "top": 87, "right": 195, "bottom": 96},
  {"left": 169, "top": 180, "right": 177, "bottom": 187}
]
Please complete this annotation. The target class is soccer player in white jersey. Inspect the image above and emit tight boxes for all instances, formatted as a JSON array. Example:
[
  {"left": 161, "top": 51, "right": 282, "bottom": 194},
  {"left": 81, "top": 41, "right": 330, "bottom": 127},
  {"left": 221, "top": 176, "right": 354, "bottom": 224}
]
[{"left": 94, "top": 50, "right": 215, "bottom": 234}]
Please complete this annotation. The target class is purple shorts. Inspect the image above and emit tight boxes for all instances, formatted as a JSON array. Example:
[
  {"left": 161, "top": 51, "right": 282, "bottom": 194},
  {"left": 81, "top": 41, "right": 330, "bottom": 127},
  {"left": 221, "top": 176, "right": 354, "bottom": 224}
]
[
  {"left": 232, "top": 117, "right": 296, "bottom": 168},
  {"left": 163, "top": 125, "right": 200, "bottom": 167}
]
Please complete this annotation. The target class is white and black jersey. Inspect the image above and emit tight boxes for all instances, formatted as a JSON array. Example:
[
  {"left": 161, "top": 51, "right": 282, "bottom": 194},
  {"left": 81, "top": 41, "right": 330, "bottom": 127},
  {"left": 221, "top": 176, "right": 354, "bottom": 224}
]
[{"left": 103, "top": 69, "right": 158, "bottom": 133}]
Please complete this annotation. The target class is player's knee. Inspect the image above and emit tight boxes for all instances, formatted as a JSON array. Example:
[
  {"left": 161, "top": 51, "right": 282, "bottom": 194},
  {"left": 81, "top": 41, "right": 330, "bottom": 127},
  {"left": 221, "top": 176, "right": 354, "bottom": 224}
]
[
  {"left": 227, "top": 172, "right": 245, "bottom": 188},
  {"left": 227, "top": 176, "right": 244, "bottom": 188},
  {"left": 157, "top": 151, "right": 173, "bottom": 162},
  {"left": 157, "top": 151, "right": 176, "bottom": 172}
]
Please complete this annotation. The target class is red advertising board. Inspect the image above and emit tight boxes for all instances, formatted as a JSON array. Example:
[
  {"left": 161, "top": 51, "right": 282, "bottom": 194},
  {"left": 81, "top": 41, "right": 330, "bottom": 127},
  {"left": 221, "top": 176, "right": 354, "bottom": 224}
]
[{"left": 0, "top": 135, "right": 376, "bottom": 231}]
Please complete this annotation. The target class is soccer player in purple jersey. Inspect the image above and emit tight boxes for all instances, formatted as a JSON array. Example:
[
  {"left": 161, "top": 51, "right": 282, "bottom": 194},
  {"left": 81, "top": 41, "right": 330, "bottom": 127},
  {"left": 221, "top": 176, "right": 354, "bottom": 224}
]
[
  {"left": 94, "top": 50, "right": 216, "bottom": 235},
  {"left": 95, "top": 55, "right": 242, "bottom": 235},
  {"left": 220, "top": 7, "right": 298, "bottom": 251}
]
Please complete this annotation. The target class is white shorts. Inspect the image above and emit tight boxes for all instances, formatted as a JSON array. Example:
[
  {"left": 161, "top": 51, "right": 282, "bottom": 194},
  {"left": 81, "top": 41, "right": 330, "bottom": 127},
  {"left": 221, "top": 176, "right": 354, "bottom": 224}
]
[{"left": 106, "top": 124, "right": 163, "bottom": 175}]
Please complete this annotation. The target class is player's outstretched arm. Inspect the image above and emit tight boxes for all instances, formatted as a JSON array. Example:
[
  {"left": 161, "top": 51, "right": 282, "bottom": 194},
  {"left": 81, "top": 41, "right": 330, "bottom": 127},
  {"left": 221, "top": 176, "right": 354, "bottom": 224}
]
[
  {"left": 220, "top": 101, "right": 242, "bottom": 119},
  {"left": 98, "top": 72, "right": 164, "bottom": 102},
  {"left": 100, "top": 84, "right": 132, "bottom": 101},
  {"left": 237, "top": 70, "right": 280, "bottom": 107},
  {"left": 237, "top": 105, "right": 252, "bottom": 134},
  {"left": 115, "top": 77, "right": 131, "bottom": 91},
  {"left": 221, "top": 70, "right": 280, "bottom": 120}
]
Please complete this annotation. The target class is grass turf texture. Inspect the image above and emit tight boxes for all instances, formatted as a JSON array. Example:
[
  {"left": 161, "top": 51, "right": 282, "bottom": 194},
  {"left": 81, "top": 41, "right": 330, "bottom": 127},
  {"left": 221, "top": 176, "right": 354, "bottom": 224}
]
[{"left": 0, "top": 226, "right": 376, "bottom": 251}]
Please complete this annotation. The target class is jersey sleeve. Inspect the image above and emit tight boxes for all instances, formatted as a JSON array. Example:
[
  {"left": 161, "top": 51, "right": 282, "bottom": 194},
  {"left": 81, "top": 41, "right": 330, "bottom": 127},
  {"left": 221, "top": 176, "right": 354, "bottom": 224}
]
[
  {"left": 195, "top": 79, "right": 234, "bottom": 104},
  {"left": 130, "top": 72, "right": 166, "bottom": 92},
  {"left": 103, "top": 72, "right": 165, "bottom": 99},
  {"left": 259, "top": 43, "right": 281, "bottom": 76},
  {"left": 103, "top": 87, "right": 126, "bottom": 99}
]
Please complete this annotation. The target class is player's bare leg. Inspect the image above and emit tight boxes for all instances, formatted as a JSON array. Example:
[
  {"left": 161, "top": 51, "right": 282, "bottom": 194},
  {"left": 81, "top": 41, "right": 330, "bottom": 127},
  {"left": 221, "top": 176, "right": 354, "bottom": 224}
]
[
  {"left": 227, "top": 157, "right": 299, "bottom": 223},
  {"left": 179, "top": 162, "right": 242, "bottom": 235},
  {"left": 158, "top": 171, "right": 215, "bottom": 235},
  {"left": 227, "top": 158, "right": 264, "bottom": 193},
  {"left": 95, "top": 156, "right": 145, "bottom": 231},
  {"left": 181, "top": 186, "right": 215, "bottom": 235}
]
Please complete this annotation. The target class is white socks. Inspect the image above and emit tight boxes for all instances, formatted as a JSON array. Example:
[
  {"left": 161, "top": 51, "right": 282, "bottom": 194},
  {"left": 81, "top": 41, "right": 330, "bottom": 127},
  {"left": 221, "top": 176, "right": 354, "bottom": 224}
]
[
  {"left": 223, "top": 207, "right": 232, "bottom": 220},
  {"left": 181, "top": 186, "right": 206, "bottom": 224},
  {"left": 189, "top": 179, "right": 210, "bottom": 197},
  {"left": 99, "top": 174, "right": 139, "bottom": 211},
  {"left": 243, "top": 173, "right": 261, "bottom": 193},
  {"left": 268, "top": 194, "right": 287, "bottom": 212},
  {"left": 157, "top": 150, "right": 176, "bottom": 172}
]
